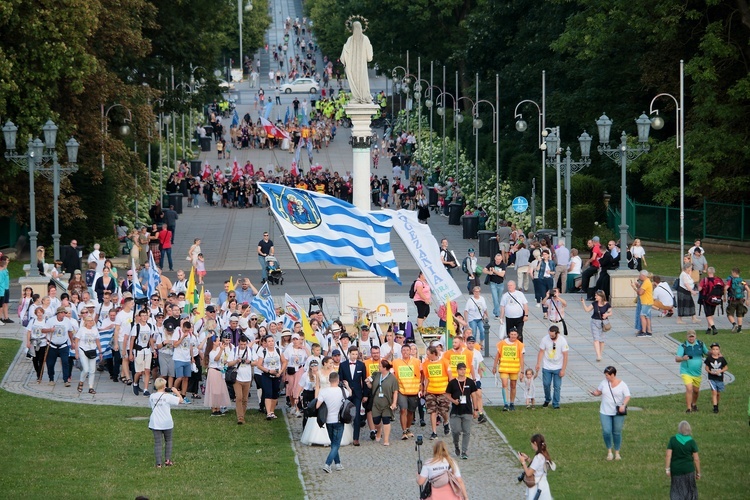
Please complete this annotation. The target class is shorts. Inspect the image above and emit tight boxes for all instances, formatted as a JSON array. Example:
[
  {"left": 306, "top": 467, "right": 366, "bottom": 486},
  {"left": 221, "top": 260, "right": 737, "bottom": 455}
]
[
  {"left": 640, "top": 305, "right": 653, "bottom": 318},
  {"left": 680, "top": 374, "right": 702, "bottom": 388},
  {"left": 174, "top": 360, "right": 191, "bottom": 378},
  {"left": 708, "top": 380, "right": 725, "bottom": 392},
  {"left": 134, "top": 349, "right": 152, "bottom": 373},
  {"left": 415, "top": 301, "right": 430, "bottom": 319},
  {"left": 702, "top": 303, "right": 717, "bottom": 317},
  {"left": 500, "top": 372, "right": 519, "bottom": 381},
  {"left": 425, "top": 393, "right": 450, "bottom": 415},
  {"left": 261, "top": 373, "right": 281, "bottom": 399},
  {"left": 158, "top": 352, "right": 175, "bottom": 378},
  {"left": 727, "top": 300, "right": 748, "bottom": 318},
  {"left": 372, "top": 415, "right": 392, "bottom": 425},
  {"left": 498, "top": 242, "right": 510, "bottom": 253},
  {"left": 475, "top": 380, "right": 482, "bottom": 390},
  {"left": 0, "top": 289, "right": 9, "bottom": 306},
  {"left": 398, "top": 394, "right": 419, "bottom": 412}
]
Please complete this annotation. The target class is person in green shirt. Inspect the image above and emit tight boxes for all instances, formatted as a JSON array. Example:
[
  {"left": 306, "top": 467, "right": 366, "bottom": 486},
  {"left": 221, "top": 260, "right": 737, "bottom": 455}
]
[
  {"left": 675, "top": 330, "right": 708, "bottom": 413},
  {"left": 665, "top": 420, "right": 701, "bottom": 500}
]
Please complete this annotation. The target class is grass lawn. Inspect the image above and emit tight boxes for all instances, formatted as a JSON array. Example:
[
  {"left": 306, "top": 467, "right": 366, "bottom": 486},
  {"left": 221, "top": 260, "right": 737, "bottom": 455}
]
[
  {"left": 487, "top": 330, "right": 750, "bottom": 499},
  {"left": 0, "top": 339, "right": 304, "bottom": 499},
  {"left": 645, "top": 250, "right": 750, "bottom": 279},
  {"left": 8, "top": 259, "right": 25, "bottom": 280}
]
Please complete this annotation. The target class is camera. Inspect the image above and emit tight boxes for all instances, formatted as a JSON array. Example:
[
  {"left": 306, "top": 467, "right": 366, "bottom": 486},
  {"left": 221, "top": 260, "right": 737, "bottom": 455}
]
[
  {"left": 550, "top": 290, "right": 556, "bottom": 297},
  {"left": 416, "top": 434, "right": 423, "bottom": 446},
  {"left": 517, "top": 471, "right": 526, "bottom": 483}
]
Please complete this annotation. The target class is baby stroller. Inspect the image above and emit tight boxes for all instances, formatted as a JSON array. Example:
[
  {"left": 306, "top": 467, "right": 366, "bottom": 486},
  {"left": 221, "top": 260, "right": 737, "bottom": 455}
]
[{"left": 265, "top": 255, "right": 284, "bottom": 285}]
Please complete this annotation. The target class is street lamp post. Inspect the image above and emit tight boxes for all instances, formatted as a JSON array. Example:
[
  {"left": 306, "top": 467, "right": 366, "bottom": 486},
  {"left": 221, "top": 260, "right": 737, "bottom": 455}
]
[
  {"left": 562, "top": 135, "right": 592, "bottom": 248},
  {"left": 471, "top": 75, "right": 499, "bottom": 230},
  {"left": 435, "top": 86, "right": 457, "bottom": 182},
  {"left": 101, "top": 103, "right": 133, "bottom": 171},
  {"left": 649, "top": 60, "right": 685, "bottom": 265},
  {"left": 513, "top": 71, "right": 547, "bottom": 227},
  {"left": 543, "top": 127, "right": 563, "bottom": 243},
  {"left": 595, "top": 112, "right": 652, "bottom": 268},
  {"left": 456, "top": 89, "right": 476, "bottom": 203},
  {"left": 3, "top": 120, "right": 79, "bottom": 271}
]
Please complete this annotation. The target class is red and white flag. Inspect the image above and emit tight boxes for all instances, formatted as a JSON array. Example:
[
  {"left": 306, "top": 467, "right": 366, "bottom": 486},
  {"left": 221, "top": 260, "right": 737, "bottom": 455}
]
[
  {"left": 231, "top": 159, "right": 241, "bottom": 182},
  {"left": 260, "top": 117, "right": 290, "bottom": 141},
  {"left": 201, "top": 162, "right": 212, "bottom": 180}
]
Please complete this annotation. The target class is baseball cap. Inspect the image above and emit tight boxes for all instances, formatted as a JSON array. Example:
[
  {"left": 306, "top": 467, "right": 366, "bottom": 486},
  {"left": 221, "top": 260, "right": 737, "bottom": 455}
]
[
  {"left": 229, "top": 315, "right": 239, "bottom": 322},
  {"left": 205, "top": 305, "right": 216, "bottom": 313},
  {"left": 456, "top": 362, "right": 467, "bottom": 370},
  {"left": 709, "top": 342, "right": 720, "bottom": 348},
  {"left": 56, "top": 306, "right": 67, "bottom": 314},
  {"left": 360, "top": 324, "right": 369, "bottom": 330},
  {"left": 164, "top": 323, "right": 176, "bottom": 332},
  {"left": 340, "top": 333, "right": 350, "bottom": 340},
  {"left": 309, "top": 360, "right": 319, "bottom": 367},
  {"left": 74, "top": 269, "right": 82, "bottom": 275},
  {"left": 291, "top": 334, "right": 301, "bottom": 340},
  {"left": 465, "top": 336, "right": 476, "bottom": 343},
  {"left": 249, "top": 313, "right": 258, "bottom": 318},
  {"left": 331, "top": 349, "right": 342, "bottom": 356},
  {"left": 468, "top": 248, "right": 475, "bottom": 253}
]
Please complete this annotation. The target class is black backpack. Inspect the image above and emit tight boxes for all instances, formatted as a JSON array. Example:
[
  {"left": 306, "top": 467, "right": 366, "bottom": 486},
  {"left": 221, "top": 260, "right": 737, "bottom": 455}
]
[
  {"left": 408, "top": 280, "right": 418, "bottom": 299},
  {"left": 338, "top": 386, "right": 356, "bottom": 424}
]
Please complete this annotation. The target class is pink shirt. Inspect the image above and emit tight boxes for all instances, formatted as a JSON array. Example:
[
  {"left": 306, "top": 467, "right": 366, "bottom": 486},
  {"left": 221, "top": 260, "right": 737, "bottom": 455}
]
[{"left": 415, "top": 279, "right": 431, "bottom": 303}]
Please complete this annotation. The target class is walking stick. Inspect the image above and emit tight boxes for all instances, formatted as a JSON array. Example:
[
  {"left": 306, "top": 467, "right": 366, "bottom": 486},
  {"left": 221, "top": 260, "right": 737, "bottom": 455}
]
[{"left": 37, "top": 341, "right": 50, "bottom": 384}]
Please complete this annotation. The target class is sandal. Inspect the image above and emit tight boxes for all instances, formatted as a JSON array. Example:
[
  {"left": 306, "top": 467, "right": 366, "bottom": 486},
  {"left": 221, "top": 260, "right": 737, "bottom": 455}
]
[
  {"left": 77, "top": 382, "right": 83, "bottom": 393},
  {"left": 88, "top": 388, "right": 96, "bottom": 394},
  {"left": 156, "top": 464, "right": 162, "bottom": 468},
  {"left": 165, "top": 460, "right": 174, "bottom": 466},
  {"left": 125, "top": 379, "right": 133, "bottom": 385}
]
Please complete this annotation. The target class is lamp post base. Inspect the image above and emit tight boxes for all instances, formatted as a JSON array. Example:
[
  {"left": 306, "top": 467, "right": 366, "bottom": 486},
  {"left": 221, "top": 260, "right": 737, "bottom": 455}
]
[{"left": 337, "top": 269, "right": 387, "bottom": 324}]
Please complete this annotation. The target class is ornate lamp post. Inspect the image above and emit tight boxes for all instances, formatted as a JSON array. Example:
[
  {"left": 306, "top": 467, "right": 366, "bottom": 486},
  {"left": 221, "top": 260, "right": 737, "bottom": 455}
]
[
  {"left": 649, "top": 60, "right": 685, "bottom": 264},
  {"left": 2, "top": 120, "right": 79, "bottom": 270},
  {"left": 470, "top": 75, "right": 499, "bottom": 229},
  {"left": 543, "top": 127, "right": 563, "bottom": 242},
  {"left": 101, "top": 103, "right": 132, "bottom": 171},
  {"left": 513, "top": 71, "right": 547, "bottom": 227},
  {"left": 595, "top": 112, "right": 652, "bottom": 268},
  {"left": 561, "top": 134, "right": 592, "bottom": 248}
]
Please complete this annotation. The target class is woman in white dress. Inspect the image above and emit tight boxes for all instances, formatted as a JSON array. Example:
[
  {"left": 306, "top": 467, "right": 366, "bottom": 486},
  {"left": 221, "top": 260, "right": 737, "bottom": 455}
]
[
  {"left": 518, "top": 433, "right": 555, "bottom": 500},
  {"left": 187, "top": 238, "right": 202, "bottom": 268},
  {"left": 300, "top": 356, "right": 353, "bottom": 446}
]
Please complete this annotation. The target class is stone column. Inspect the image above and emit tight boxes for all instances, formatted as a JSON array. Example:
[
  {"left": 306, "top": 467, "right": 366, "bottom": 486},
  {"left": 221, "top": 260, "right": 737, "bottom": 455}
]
[{"left": 339, "top": 102, "right": 385, "bottom": 324}]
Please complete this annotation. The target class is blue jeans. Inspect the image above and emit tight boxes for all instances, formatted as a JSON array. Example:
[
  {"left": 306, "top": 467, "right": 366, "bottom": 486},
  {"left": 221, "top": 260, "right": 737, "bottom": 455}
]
[
  {"left": 490, "top": 282, "right": 505, "bottom": 317},
  {"left": 46, "top": 345, "right": 71, "bottom": 382},
  {"left": 600, "top": 413, "right": 625, "bottom": 451},
  {"left": 160, "top": 248, "right": 173, "bottom": 271},
  {"left": 192, "top": 193, "right": 200, "bottom": 207},
  {"left": 634, "top": 299, "right": 642, "bottom": 332},
  {"left": 469, "top": 319, "right": 485, "bottom": 344},
  {"left": 325, "top": 422, "right": 344, "bottom": 465},
  {"left": 258, "top": 255, "right": 268, "bottom": 280},
  {"left": 542, "top": 368, "right": 562, "bottom": 408}
]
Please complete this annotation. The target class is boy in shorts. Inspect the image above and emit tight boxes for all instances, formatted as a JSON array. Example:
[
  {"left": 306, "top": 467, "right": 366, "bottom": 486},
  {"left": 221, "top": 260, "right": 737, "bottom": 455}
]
[
  {"left": 704, "top": 342, "right": 728, "bottom": 413},
  {"left": 725, "top": 268, "right": 749, "bottom": 333}
]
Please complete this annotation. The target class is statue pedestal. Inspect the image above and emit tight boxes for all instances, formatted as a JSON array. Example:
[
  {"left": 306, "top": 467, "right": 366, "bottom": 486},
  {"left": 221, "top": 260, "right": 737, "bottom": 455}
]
[
  {"left": 609, "top": 269, "right": 640, "bottom": 307},
  {"left": 18, "top": 276, "right": 52, "bottom": 297},
  {"left": 339, "top": 102, "right": 385, "bottom": 321},
  {"left": 337, "top": 270, "right": 387, "bottom": 324}
]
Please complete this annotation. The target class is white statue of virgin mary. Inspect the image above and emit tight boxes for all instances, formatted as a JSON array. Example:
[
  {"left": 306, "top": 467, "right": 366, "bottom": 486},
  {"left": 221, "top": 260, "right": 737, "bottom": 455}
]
[{"left": 340, "top": 21, "right": 373, "bottom": 104}]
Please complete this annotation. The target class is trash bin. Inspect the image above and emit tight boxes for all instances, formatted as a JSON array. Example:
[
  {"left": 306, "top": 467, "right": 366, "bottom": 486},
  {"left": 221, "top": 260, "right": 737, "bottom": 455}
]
[
  {"left": 200, "top": 137, "right": 212, "bottom": 152},
  {"left": 179, "top": 179, "right": 188, "bottom": 197},
  {"left": 309, "top": 296, "right": 323, "bottom": 315},
  {"left": 162, "top": 194, "right": 170, "bottom": 208},
  {"left": 535, "top": 229, "right": 557, "bottom": 247},
  {"left": 461, "top": 215, "right": 479, "bottom": 239},
  {"left": 428, "top": 187, "right": 438, "bottom": 207},
  {"left": 477, "top": 230, "right": 495, "bottom": 257},
  {"left": 168, "top": 192, "right": 183, "bottom": 214},
  {"left": 448, "top": 203, "right": 462, "bottom": 225},
  {"left": 190, "top": 160, "right": 201, "bottom": 177}
]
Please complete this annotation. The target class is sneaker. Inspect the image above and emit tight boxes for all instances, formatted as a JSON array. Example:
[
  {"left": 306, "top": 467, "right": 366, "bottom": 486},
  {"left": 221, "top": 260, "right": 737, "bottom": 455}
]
[
  {"left": 430, "top": 432, "right": 438, "bottom": 440},
  {"left": 443, "top": 424, "right": 450, "bottom": 435},
  {"left": 738, "top": 326, "right": 742, "bottom": 333},
  {"left": 420, "top": 419, "right": 426, "bottom": 427},
  {"left": 705, "top": 328, "right": 712, "bottom": 335},
  {"left": 691, "top": 405, "right": 698, "bottom": 412},
  {"left": 183, "top": 397, "right": 191, "bottom": 404},
  {"left": 211, "top": 411, "right": 223, "bottom": 417},
  {"left": 713, "top": 405, "right": 719, "bottom": 413},
  {"left": 143, "top": 390, "right": 151, "bottom": 396},
  {"left": 0, "top": 319, "right": 6, "bottom": 325},
  {"left": 536, "top": 303, "right": 541, "bottom": 308},
  {"left": 542, "top": 401, "right": 550, "bottom": 408},
  {"left": 220, "top": 406, "right": 228, "bottom": 414},
  {"left": 509, "top": 404, "right": 516, "bottom": 411},
  {"left": 455, "top": 446, "right": 461, "bottom": 456},
  {"left": 712, "top": 329, "right": 719, "bottom": 336},
  {"left": 731, "top": 323, "right": 738, "bottom": 333},
  {"left": 370, "top": 430, "right": 377, "bottom": 441},
  {"left": 461, "top": 453, "right": 468, "bottom": 460},
  {"left": 48, "top": 380, "right": 55, "bottom": 386},
  {"left": 645, "top": 332, "right": 653, "bottom": 337},
  {"left": 266, "top": 414, "right": 274, "bottom": 420},
  {"left": 636, "top": 332, "right": 648, "bottom": 338},
  {"left": 133, "top": 384, "right": 140, "bottom": 396},
  {"left": 335, "top": 464, "right": 344, "bottom": 471},
  {"left": 323, "top": 464, "right": 332, "bottom": 474},
  {"left": 477, "top": 413, "right": 487, "bottom": 424},
  {"left": 685, "top": 408, "right": 691, "bottom": 414},
  {"left": 607, "top": 451, "right": 614, "bottom": 461},
  {"left": 4, "top": 318, "right": 14, "bottom": 323},
  {"left": 502, "top": 405, "right": 509, "bottom": 411}
]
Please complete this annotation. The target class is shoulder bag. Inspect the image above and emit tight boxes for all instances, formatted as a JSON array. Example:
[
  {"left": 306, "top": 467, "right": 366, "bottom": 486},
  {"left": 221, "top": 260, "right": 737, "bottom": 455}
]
[
  {"left": 470, "top": 297, "right": 490, "bottom": 334},
  {"left": 608, "top": 382, "right": 627, "bottom": 415},
  {"left": 549, "top": 299, "right": 568, "bottom": 336},
  {"left": 225, "top": 347, "right": 246, "bottom": 384},
  {"left": 594, "top": 303, "right": 612, "bottom": 332}
]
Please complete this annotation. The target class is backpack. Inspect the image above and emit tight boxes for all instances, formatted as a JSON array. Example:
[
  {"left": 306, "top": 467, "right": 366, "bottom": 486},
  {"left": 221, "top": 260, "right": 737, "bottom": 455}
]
[
  {"left": 727, "top": 277, "right": 746, "bottom": 300},
  {"left": 408, "top": 280, "right": 418, "bottom": 299},
  {"left": 338, "top": 386, "right": 356, "bottom": 424},
  {"left": 700, "top": 277, "right": 724, "bottom": 306},
  {"left": 461, "top": 257, "right": 470, "bottom": 275},
  {"left": 682, "top": 340, "right": 705, "bottom": 359}
]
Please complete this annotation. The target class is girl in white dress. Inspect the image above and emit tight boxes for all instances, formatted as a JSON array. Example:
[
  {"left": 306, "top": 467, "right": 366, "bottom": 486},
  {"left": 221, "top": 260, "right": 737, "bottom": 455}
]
[{"left": 518, "top": 433, "right": 555, "bottom": 500}]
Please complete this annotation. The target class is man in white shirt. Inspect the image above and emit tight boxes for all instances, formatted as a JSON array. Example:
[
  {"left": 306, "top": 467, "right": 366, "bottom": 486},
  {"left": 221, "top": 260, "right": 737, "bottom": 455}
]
[
  {"left": 44, "top": 306, "right": 76, "bottom": 386},
  {"left": 114, "top": 297, "right": 135, "bottom": 384},
  {"left": 171, "top": 270, "right": 188, "bottom": 295},
  {"left": 534, "top": 325, "right": 569, "bottom": 409},
  {"left": 130, "top": 309, "right": 155, "bottom": 396},
  {"left": 499, "top": 281, "right": 529, "bottom": 341},
  {"left": 316, "top": 371, "right": 349, "bottom": 473},
  {"left": 652, "top": 276, "right": 676, "bottom": 316}
]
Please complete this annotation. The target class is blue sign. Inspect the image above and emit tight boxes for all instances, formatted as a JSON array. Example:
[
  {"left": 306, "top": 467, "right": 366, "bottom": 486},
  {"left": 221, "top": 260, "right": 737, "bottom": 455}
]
[{"left": 512, "top": 196, "right": 529, "bottom": 213}]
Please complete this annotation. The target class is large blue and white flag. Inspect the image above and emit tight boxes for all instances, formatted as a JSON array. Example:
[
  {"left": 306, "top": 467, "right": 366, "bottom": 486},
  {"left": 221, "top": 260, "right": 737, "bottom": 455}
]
[
  {"left": 257, "top": 183, "right": 401, "bottom": 284},
  {"left": 251, "top": 282, "right": 277, "bottom": 322},
  {"left": 147, "top": 251, "right": 161, "bottom": 298},
  {"left": 131, "top": 258, "right": 147, "bottom": 300}
]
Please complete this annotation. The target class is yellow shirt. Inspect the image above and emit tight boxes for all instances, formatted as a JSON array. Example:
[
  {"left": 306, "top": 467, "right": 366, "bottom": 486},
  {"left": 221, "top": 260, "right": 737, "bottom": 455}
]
[
  {"left": 422, "top": 358, "right": 450, "bottom": 394},
  {"left": 442, "top": 348, "right": 474, "bottom": 379},
  {"left": 392, "top": 357, "right": 421, "bottom": 395},
  {"left": 497, "top": 339, "right": 524, "bottom": 374},
  {"left": 640, "top": 278, "right": 654, "bottom": 306},
  {"left": 365, "top": 360, "right": 380, "bottom": 378}
]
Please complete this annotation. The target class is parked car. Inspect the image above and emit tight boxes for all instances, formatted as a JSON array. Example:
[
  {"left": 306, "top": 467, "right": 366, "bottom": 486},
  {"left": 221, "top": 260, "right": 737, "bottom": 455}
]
[
  {"left": 280, "top": 78, "right": 319, "bottom": 94},
  {"left": 218, "top": 79, "right": 235, "bottom": 91}
]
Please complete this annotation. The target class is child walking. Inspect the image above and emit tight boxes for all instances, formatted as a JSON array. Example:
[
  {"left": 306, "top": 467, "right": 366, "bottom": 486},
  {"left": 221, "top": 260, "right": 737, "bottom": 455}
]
[
  {"left": 522, "top": 368, "right": 536, "bottom": 409},
  {"left": 704, "top": 342, "right": 728, "bottom": 413},
  {"left": 195, "top": 253, "right": 206, "bottom": 285}
]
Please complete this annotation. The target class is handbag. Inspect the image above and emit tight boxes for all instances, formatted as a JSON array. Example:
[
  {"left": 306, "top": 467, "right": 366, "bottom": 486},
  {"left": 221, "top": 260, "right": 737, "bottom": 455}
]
[
  {"left": 608, "top": 382, "right": 627, "bottom": 415},
  {"left": 83, "top": 349, "right": 98, "bottom": 360},
  {"left": 419, "top": 481, "right": 432, "bottom": 499},
  {"left": 601, "top": 320, "right": 612, "bottom": 332},
  {"left": 226, "top": 348, "right": 247, "bottom": 384}
]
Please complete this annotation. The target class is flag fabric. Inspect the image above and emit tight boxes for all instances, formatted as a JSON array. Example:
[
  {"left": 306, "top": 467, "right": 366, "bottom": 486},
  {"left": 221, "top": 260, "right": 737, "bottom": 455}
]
[
  {"left": 358, "top": 293, "right": 369, "bottom": 327},
  {"left": 131, "top": 258, "right": 147, "bottom": 301},
  {"left": 445, "top": 300, "right": 455, "bottom": 337},
  {"left": 263, "top": 101, "right": 273, "bottom": 120},
  {"left": 147, "top": 251, "right": 160, "bottom": 297},
  {"left": 251, "top": 283, "right": 277, "bottom": 322},
  {"left": 384, "top": 208, "right": 462, "bottom": 303},
  {"left": 231, "top": 159, "right": 241, "bottom": 182},
  {"left": 194, "top": 286, "right": 206, "bottom": 321},
  {"left": 300, "top": 308, "right": 317, "bottom": 344},
  {"left": 258, "top": 183, "right": 401, "bottom": 284},
  {"left": 260, "top": 117, "right": 290, "bottom": 140},
  {"left": 290, "top": 160, "right": 299, "bottom": 177},
  {"left": 284, "top": 106, "right": 291, "bottom": 125},
  {"left": 228, "top": 276, "right": 235, "bottom": 292},
  {"left": 201, "top": 162, "right": 212, "bottom": 180},
  {"left": 293, "top": 138, "right": 303, "bottom": 167},
  {"left": 231, "top": 108, "right": 239, "bottom": 127},
  {"left": 300, "top": 107, "right": 309, "bottom": 127},
  {"left": 283, "top": 294, "right": 302, "bottom": 331},
  {"left": 186, "top": 267, "right": 196, "bottom": 305}
]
